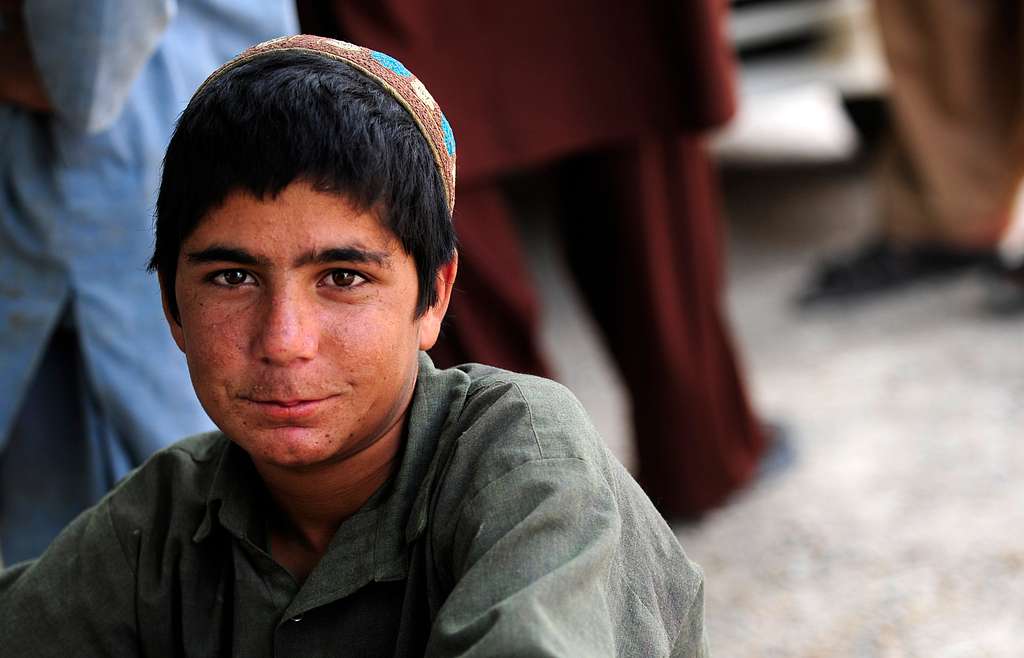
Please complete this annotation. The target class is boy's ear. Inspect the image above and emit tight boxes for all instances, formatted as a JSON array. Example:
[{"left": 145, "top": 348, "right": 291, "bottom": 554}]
[
  {"left": 418, "top": 251, "right": 458, "bottom": 351},
  {"left": 158, "top": 274, "right": 187, "bottom": 353}
]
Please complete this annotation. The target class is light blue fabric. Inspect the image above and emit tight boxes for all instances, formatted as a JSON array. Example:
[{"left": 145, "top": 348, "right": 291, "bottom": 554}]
[
  {"left": 441, "top": 114, "right": 456, "bottom": 155},
  {"left": 370, "top": 50, "right": 412, "bottom": 77},
  {"left": 0, "top": 0, "right": 297, "bottom": 562}
]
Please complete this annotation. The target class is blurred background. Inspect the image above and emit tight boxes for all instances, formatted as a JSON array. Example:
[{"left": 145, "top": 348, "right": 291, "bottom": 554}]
[
  {"left": 3, "top": 0, "right": 1023, "bottom": 655},
  {"left": 538, "top": 1, "right": 1024, "bottom": 655}
]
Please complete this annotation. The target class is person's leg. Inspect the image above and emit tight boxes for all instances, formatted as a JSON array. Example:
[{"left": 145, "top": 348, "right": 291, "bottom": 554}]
[
  {"left": 428, "top": 180, "right": 550, "bottom": 377},
  {"left": 878, "top": 0, "right": 1022, "bottom": 247},
  {"left": 553, "top": 135, "right": 765, "bottom": 519},
  {"left": 0, "top": 317, "right": 101, "bottom": 563},
  {"left": 800, "top": 0, "right": 1024, "bottom": 304}
]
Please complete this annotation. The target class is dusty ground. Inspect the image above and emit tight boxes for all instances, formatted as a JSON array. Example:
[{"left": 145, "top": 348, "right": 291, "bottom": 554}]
[{"left": 527, "top": 158, "right": 1024, "bottom": 657}]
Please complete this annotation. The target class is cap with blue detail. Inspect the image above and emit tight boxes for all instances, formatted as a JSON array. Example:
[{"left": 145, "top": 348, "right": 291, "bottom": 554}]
[{"left": 196, "top": 35, "right": 458, "bottom": 213}]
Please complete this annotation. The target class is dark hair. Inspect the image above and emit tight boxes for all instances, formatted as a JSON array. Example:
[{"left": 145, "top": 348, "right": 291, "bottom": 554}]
[{"left": 150, "top": 51, "right": 456, "bottom": 320}]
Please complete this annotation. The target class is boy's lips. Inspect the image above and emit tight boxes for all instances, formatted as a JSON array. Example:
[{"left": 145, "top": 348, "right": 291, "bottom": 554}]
[{"left": 243, "top": 395, "right": 337, "bottom": 421}]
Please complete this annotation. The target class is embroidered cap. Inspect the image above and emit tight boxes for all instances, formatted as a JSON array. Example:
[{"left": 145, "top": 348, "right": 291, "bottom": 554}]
[{"left": 195, "top": 35, "right": 457, "bottom": 213}]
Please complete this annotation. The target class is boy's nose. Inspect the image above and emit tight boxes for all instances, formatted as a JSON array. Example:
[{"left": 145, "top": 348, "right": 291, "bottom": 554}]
[{"left": 255, "top": 292, "right": 319, "bottom": 365}]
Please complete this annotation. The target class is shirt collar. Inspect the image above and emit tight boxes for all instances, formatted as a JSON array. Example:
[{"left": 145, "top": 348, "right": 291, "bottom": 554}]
[{"left": 192, "top": 435, "right": 265, "bottom": 545}]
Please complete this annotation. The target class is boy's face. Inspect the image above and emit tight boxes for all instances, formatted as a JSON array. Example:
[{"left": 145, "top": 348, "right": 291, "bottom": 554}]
[{"left": 164, "top": 181, "right": 454, "bottom": 471}]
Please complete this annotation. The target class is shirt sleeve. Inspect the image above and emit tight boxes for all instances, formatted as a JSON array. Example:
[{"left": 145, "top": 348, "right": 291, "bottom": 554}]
[
  {"left": 22, "top": 0, "right": 176, "bottom": 132},
  {"left": 426, "top": 453, "right": 709, "bottom": 657},
  {"left": 0, "top": 501, "right": 140, "bottom": 656},
  {"left": 672, "top": 581, "right": 711, "bottom": 657},
  {"left": 426, "top": 456, "right": 621, "bottom": 657}
]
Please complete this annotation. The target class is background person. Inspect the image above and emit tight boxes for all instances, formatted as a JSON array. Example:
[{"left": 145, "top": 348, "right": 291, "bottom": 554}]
[
  {"left": 0, "top": 0, "right": 296, "bottom": 563},
  {"left": 800, "top": 0, "right": 1024, "bottom": 306},
  {"left": 298, "top": 0, "right": 772, "bottom": 520}
]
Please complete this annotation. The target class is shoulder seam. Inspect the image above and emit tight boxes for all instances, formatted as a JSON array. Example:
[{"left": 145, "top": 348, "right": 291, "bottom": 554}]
[
  {"left": 461, "top": 378, "right": 546, "bottom": 459},
  {"left": 105, "top": 502, "right": 138, "bottom": 579},
  {"left": 452, "top": 456, "right": 593, "bottom": 533},
  {"left": 467, "top": 455, "right": 589, "bottom": 500},
  {"left": 163, "top": 432, "right": 225, "bottom": 463},
  {"left": 669, "top": 566, "right": 705, "bottom": 652},
  {"left": 510, "top": 381, "right": 545, "bottom": 459}
]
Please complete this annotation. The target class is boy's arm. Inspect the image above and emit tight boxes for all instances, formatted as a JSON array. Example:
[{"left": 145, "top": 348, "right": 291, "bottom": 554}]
[
  {"left": 428, "top": 457, "right": 709, "bottom": 657},
  {"left": 0, "top": 502, "right": 139, "bottom": 656}
]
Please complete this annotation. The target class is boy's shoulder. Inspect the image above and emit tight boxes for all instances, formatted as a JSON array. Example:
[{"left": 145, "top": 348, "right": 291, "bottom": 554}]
[
  {"left": 448, "top": 362, "right": 605, "bottom": 461},
  {"left": 126, "top": 430, "right": 227, "bottom": 486},
  {"left": 421, "top": 362, "right": 617, "bottom": 521},
  {"left": 103, "top": 431, "right": 228, "bottom": 531}
]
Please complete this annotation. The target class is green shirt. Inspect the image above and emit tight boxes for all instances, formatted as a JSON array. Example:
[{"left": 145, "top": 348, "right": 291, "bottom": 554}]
[{"left": 0, "top": 354, "right": 709, "bottom": 657}]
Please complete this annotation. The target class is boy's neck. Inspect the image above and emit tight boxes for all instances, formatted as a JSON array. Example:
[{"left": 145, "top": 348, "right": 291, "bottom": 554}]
[{"left": 252, "top": 418, "right": 406, "bottom": 581}]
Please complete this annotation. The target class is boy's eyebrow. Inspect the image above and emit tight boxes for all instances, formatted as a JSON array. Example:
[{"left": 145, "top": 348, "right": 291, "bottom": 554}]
[
  {"left": 185, "top": 246, "right": 268, "bottom": 266},
  {"left": 294, "top": 247, "right": 391, "bottom": 268},
  {"left": 183, "top": 245, "right": 391, "bottom": 268}
]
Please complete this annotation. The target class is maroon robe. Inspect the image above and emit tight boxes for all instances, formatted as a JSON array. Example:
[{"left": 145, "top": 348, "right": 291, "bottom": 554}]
[{"left": 299, "top": 0, "right": 764, "bottom": 518}]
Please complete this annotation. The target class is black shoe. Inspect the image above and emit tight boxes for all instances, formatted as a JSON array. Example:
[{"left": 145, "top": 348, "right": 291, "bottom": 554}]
[
  {"left": 798, "top": 238, "right": 993, "bottom": 307},
  {"left": 982, "top": 258, "right": 1024, "bottom": 316}
]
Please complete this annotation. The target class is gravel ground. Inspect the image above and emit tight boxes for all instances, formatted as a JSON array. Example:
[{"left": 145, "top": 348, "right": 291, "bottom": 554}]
[{"left": 528, "top": 158, "right": 1024, "bottom": 657}]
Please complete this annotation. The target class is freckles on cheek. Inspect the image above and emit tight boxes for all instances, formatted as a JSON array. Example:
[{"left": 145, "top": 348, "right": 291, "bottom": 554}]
[
  {"left": 184, "top": 304, "right": 250, "bottom": 372},
  {"left": 325, "top": 309, "right": 378, "bottom": 348},
  {"left": 340, "top": 320, "right": 401, "bottom": 367},
  {"left": 321, "top": 313, "right": 405, "bottom": 399}
]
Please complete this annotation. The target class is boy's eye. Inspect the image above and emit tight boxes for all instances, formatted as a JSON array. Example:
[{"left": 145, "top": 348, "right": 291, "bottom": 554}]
[
  {"left": 212, "top": 269, "right": 253, "bottom": 286},
  {"left": 323, "top": 270, "right": 367, "bottom": 288}
]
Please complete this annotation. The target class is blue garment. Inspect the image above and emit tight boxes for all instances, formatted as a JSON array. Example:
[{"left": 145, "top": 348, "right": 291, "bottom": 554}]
[{"left": 0, "top": 0, "right": 297, "bottom": 563}]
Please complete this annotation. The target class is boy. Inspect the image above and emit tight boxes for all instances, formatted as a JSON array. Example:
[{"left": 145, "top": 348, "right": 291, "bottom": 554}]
[{"left": 0, "top": 36, "right": 709, "bottom": 656}]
